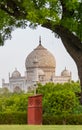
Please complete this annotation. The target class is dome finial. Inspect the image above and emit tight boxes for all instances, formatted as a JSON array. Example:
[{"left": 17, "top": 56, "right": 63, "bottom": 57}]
[{"left": 39, "top": 36, "right": 41, "bottom": 45}]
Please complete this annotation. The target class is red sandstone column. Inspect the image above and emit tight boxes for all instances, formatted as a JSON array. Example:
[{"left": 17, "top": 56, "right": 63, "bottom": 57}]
[{"left": 28, "top": 94, "right": 42, "bottom": 125}]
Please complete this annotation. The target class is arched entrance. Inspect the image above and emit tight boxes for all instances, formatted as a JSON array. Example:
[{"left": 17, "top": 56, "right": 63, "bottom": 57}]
[{"left": 14, "top": 86, "right": 22, "bottom": 93}]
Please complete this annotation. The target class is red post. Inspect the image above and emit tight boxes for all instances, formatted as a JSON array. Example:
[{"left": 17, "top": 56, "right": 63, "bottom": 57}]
[{"left": 28, "top": 94, "right": 42, "bottom": 125}]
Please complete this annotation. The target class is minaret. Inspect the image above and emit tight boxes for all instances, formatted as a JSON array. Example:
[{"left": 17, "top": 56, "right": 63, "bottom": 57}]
[
  {"left": 2, "top": 79, "right": 5, "bottom": 86},
  {"left": 9, "top": 72, "right": 10, "bottom": 78},
  {"left": 39, "top": 36, "right": 41, "bottom": 45}
]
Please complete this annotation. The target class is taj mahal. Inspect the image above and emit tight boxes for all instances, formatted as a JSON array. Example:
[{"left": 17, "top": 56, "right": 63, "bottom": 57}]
[{"left": 2, "top": 38, "right": 72, "bottom": 93}]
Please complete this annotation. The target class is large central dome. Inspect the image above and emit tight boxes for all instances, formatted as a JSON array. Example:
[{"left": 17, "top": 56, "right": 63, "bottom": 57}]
[{"left": 25, "top": 43, "right": 56, "bottom": 70}]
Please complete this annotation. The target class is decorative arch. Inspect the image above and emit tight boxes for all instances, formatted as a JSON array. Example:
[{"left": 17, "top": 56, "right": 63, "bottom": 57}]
[{"left": 14, "top": 86, "right": 22, "bottom": 93}]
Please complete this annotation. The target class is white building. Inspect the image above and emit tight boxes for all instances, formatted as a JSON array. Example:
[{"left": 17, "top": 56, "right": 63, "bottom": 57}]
[{"left": 2, "top": 38, "right": 72, "bottom": 93}]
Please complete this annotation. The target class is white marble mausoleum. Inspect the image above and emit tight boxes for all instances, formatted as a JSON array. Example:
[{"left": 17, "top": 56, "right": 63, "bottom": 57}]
[{"left": 2, "top": 38, "right": 72, "bottom": 92}]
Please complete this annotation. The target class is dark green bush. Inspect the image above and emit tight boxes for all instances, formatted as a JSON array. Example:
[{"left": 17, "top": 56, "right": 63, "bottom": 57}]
[
  {"left": 0, "top": 112, "right": 27, "bottom": 124},
  {"left": 66, "top": 114, "right": 82, "bottom": 125},
  {"left": 43, "top": 115, "right": 63, "bottom": 124},
  {"left": 0, "top": 112, "right": 82, "bottom": 125},
  {"left": 43, "top": 114, "right": 82, "bottom": 125}
]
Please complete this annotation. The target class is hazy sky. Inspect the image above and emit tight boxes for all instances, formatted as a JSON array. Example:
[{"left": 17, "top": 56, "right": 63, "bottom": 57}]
[{"left": 0, "top": 26, "right": 78, "bottom": 87}]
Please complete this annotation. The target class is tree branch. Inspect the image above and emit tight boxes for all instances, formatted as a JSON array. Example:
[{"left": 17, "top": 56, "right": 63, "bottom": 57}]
[
  {"left": 60, "top": 0, "right": 74, "bottom": 18},
  {"left": 0, "top": 0, "right": 26, "bottom": 19},
  {"left": 55, "top": 25, "right": 82, "bottom": 51},
  {"left": 42, "top": 19, "right": 82, "bottom": 51}
]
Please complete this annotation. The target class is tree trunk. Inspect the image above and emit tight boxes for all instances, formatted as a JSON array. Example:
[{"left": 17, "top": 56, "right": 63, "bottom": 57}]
[
  {"left": 78, "top": 63, "right": 82, "bottom": 104},
  {"left": 54, "top": 25, "right": 82, "bottom": 104}
]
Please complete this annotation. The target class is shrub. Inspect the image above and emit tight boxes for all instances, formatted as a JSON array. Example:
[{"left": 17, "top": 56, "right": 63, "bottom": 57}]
[
  {"left": 43, "top": 115, "right": 63, "bottom": 124},
  {"left": 43, "top": 114, "right": 82, "bottom": 125},
  {"left": 0, "top": 112, "right": 82, "bottom": 125},
  {"left": 66, "top": 114, "right": 82, "bottom": 125},
  {"left": 0, "top": 112, "right": 27, "bottom": 124}
]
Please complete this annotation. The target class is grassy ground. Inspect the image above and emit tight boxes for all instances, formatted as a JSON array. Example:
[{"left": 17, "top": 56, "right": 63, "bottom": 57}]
[{"left": 0, "top": 125, "right": 82, "bottom": 130}]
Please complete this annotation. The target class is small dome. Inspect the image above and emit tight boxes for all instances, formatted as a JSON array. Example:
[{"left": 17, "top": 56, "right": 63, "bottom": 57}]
[
  {"left": 38, "top": 69, "right": 44, "bottom": 76},
  {"left": 12, "top": 68, "right": 21, "bottom": 78},
  {"left": 61, "top": 67, "right": 71, "bottom": 77}
]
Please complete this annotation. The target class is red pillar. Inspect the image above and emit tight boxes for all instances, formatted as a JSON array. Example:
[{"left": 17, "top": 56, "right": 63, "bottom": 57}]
[{"left": 28, "top": 94, "right": 42, "bottom": 125}]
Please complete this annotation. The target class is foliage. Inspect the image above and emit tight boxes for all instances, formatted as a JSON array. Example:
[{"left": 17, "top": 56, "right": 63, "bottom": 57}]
[
  {"left": 44, "top": 90, "right": 77, "bottom": 116},
  {"left": 37, "top": 82, "right": 80, "bottom": 95},
  {"left": 43, "top": 114, "right": 82, "bottom": 125},
  {"left": 0, "top": 82, "right": 81, "bottom": 124},
  {"left": 0, "top": 112, "right": 27, "bottom": 124},
  {"left": 0, "top": 92, "right": 33, "bottom": 112},
  {"left": 0, "top": 82, "right": 81, "bottom": 115},
  {"left": 0, "top": 112, "right": 82, "bottom": 125},
  {"left": 73, "top": 104, "right": 82, "bottom": 114},
  {"left": 0, "top": 0, "right": 82, "bottom": 45},
  {"left": 37, "top": 82, "right": 81, "bottom": 117}
]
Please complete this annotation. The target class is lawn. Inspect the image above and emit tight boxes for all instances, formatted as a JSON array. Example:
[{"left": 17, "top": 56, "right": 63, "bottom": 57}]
[{"left": 0, "top": 125, "right": 82, "bottom": 130}]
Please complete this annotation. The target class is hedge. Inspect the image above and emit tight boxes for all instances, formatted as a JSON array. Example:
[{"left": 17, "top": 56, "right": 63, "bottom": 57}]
[
  {"left": 43, "top": 114, "right": 82, "bottom": 125},
  {"left": 0, "top": 112, "right": 27, "bottom": 124},
  {"left": 66, "top": 114, "right": 82, "bottom": 125},
  {"left": 0, "top": 112, "right": 82, "bottom": 124}
]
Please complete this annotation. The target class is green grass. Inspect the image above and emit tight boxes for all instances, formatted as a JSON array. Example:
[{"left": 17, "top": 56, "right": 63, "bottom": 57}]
[{"left": 0, "top": 125, "right": 82, "bottom": 130}]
